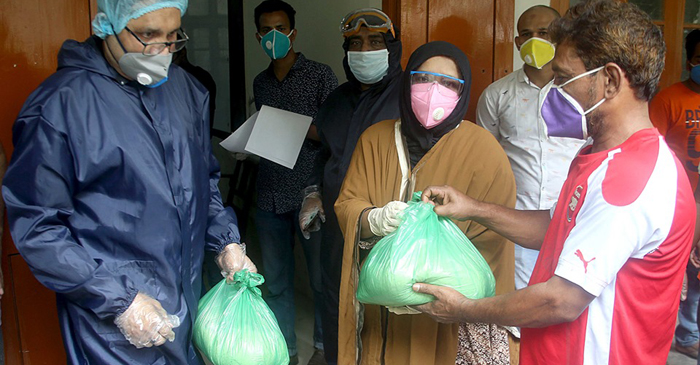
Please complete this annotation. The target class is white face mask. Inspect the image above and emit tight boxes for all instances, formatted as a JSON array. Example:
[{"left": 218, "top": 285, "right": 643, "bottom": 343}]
[
  {"left": 347, "top": 49, "right": 389, "bottom": 84},
  {"left": 106, "top": 27, "right": 173, "bottom": 88},
  {"left": 118, "top": 52, "right": 173, "bottom": 87}
]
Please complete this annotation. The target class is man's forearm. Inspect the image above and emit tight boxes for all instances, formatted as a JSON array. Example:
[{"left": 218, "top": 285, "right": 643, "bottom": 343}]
[
  {"left": 459, "top": 276, "right": 594, "bottom": 328},
  {"left": 473, "top": 202, "right": 551, "bottom": 250}
]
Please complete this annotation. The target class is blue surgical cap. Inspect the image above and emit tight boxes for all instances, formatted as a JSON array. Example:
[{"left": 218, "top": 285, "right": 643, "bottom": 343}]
[{"left": 92, "top": 0, "right": 188, "bottom": 38}]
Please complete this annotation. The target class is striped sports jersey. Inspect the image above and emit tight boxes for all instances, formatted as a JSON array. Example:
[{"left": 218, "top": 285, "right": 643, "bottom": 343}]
[{"left": 521, "top": 128, "right": 695, "bottom": 365}]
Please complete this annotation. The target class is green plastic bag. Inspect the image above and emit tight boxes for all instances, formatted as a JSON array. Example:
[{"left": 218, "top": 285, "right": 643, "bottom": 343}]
[
  {"left": 193, "top": 270, "right": 287, "bottom": 365},
  {"left": 356, "top": 192, "right": 496, "bottom": 307}
]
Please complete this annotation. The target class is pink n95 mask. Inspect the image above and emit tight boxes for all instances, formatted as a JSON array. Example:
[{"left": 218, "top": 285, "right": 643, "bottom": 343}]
[{"left": 410, "top": 71, "right": 462, "bottom": 129}]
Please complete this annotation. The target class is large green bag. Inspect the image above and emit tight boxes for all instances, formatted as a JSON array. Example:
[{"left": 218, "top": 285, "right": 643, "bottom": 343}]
[
  {"left": 193, "top": 270, "right": 287, "bottom": 365},
  {"left": 356, "top": 192, "right": 496, "bottom": 307}
]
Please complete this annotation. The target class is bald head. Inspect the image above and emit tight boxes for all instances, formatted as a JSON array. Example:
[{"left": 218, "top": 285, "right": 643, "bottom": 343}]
[
  {"left": 518, "top": 5, "right": 560, "bottom": 31},
  {"left": 516, "top": 5, "right": 560, "bottom": 48}
]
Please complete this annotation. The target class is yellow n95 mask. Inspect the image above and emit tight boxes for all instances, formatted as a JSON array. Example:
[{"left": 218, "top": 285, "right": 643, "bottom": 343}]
[{"left": 519, "top": 37, "right": 555, "bottom": 69}]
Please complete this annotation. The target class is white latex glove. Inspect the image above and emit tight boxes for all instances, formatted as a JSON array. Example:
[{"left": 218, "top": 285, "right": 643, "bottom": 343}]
[
  {"left": 114, "top": 292, "right": 180, "bottom": 348},
  {"left": 367, "top": 201, "right": 408, "bottom": 237},
  {"left": 299, "top": 192, "right": 325, "bottom": 239},
  {"left": 228, "top": 152, "right": 248, "bottom": 161},
  {"left": 387, "top": 305, "right": 421, "bottom": 315},
  {"left": 216, "top": 243, "right": 258, "bottom": 283}
]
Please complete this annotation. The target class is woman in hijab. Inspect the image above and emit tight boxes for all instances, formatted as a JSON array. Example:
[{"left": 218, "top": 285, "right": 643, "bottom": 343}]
[{"left": 334, "top": 41, "right": 517, "bottom": 365}]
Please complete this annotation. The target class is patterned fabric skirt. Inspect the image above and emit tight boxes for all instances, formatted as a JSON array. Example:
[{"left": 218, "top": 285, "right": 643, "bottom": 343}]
[{"left": 455, "top": 322, "right": 511, "bottom": 365}]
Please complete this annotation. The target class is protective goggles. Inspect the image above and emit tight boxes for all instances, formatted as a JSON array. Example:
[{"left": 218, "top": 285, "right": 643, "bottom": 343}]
[
  {"left": 340, "top": 8, "right": 395, "bottom": 38},
  {"left": 410, "top": 71, "right": 464, "bottom": 94}
]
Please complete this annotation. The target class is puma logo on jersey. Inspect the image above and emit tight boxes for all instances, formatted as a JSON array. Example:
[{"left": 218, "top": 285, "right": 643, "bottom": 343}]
[{"left": 575, "top": 249, "right": 596, "bottom": 273}]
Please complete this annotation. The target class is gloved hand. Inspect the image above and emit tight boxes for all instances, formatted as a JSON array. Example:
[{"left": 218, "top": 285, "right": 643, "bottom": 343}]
[
  {"left": 114, "top": 292, "right": 181, "bottom": 348},
  {"left": 388, "top": 305, "right": 421, "bottom": 315},
  {"left": 367, "top": 201, "right": 408, "bottom": 237},
  {"left": 299, "top": 191, "right": 325, "bottom": 239},
  {"left": 216, "top": 243, "right": 258, "bottom": 283}
]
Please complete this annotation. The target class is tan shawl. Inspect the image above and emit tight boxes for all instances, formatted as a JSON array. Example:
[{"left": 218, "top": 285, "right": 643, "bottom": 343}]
[{"left": 335, "top": 120, "right": 517, "bottom": 365}]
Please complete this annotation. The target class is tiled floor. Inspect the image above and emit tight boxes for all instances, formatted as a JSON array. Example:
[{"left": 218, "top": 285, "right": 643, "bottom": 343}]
[
  {"left": 293, "top": 290, "right": 317, "bottom": 364},
  {"left": 669, "top": 347, "right": 696, "bottom": 365},
  {"left": 667, "top": 316, "right": 697, "bottom": 365}
]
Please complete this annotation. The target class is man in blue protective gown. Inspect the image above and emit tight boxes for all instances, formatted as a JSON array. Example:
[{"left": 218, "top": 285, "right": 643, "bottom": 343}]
[{"left": 1, "top": 0, "right": 256, "bottom": 364}]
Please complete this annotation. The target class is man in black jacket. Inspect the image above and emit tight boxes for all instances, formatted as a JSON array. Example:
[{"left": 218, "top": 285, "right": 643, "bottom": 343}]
[{"left": 298, "top": 8, "right": 402, "bottom": 365}]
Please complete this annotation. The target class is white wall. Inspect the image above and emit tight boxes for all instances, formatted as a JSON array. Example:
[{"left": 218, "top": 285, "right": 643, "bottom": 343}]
[
  {"left": 512, "top": 0, "right": 551, "bottom": 71},
  {"left": 243, "top": 0, "right": 382, "bottom": 117}
]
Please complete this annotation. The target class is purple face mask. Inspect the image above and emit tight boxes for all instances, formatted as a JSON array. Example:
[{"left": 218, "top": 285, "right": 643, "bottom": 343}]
[{"left": 540, "top": 66, "right": 605, "bottom": 139}]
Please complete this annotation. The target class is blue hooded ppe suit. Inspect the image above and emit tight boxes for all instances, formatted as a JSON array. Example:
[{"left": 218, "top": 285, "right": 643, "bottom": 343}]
[{"left": 2, "top": 34, "right": 238, "bottom": 364}]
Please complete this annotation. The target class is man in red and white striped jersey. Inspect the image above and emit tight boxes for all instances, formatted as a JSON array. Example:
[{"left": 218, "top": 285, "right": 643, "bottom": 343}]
[{"left": 412, "top": 1, "right": 696, "bottom": 364}]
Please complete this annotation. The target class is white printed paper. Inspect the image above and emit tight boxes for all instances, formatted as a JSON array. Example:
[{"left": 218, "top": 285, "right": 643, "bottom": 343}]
[{"left": 220, "top": 105, "right": 312, "bottom": 169}]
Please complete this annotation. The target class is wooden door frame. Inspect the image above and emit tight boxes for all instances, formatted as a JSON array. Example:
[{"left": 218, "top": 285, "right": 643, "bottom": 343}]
[
  {"left": 549, "top": 0, "right": 569, "bottom": 15},
  {"left": 381, "top": 0, "right": 514, "bottom": 78},
  {"left": 1, "top": 1, "right": 97, "bottom": 363},
  {"left": 494, "top": 0, "right": 514, "bottom": 80},
  {"left": 661, "top": 0, "right": 685, "bottom": 88},
  {"left": 90, "top": 0, "right": 98, "bottom": 20},
  {"left": 549, "top": 0, "right": 688, "bottom": 89}
]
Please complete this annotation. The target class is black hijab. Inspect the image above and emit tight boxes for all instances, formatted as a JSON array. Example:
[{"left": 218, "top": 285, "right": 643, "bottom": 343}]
[{"left": 399, "top": 41, "right": 472, "bottom": 166}]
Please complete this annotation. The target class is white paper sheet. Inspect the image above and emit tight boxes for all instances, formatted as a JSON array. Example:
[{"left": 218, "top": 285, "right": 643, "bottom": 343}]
[
  {"left": 219, "top": 106, "right": 313, "bottom": 169},
  {"left": 219, "top": 111, "right": 258, "bottom": 153}
]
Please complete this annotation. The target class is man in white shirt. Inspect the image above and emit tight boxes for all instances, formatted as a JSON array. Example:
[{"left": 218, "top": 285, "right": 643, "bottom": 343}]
[{"left": 476, "top": 5, "right": 585, "bottom": 290}]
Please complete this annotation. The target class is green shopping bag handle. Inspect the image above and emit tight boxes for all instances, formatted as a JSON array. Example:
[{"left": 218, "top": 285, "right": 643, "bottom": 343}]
[{"left": 231, "top": 270, "right": 265, "bottom": 296}]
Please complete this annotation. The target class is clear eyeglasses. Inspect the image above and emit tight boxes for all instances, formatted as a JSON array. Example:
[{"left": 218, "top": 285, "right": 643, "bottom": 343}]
[{"left": 123, "top": 27, "right": 189, "bottom": 56}]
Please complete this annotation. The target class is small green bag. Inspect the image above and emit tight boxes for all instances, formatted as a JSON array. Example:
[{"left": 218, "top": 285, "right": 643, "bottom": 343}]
[
  {"left": 193, "top": 270, "right": 287, "bottom": 365},
  {"left": 356, "top": 192, "right": 496, "bottom": 307}
]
